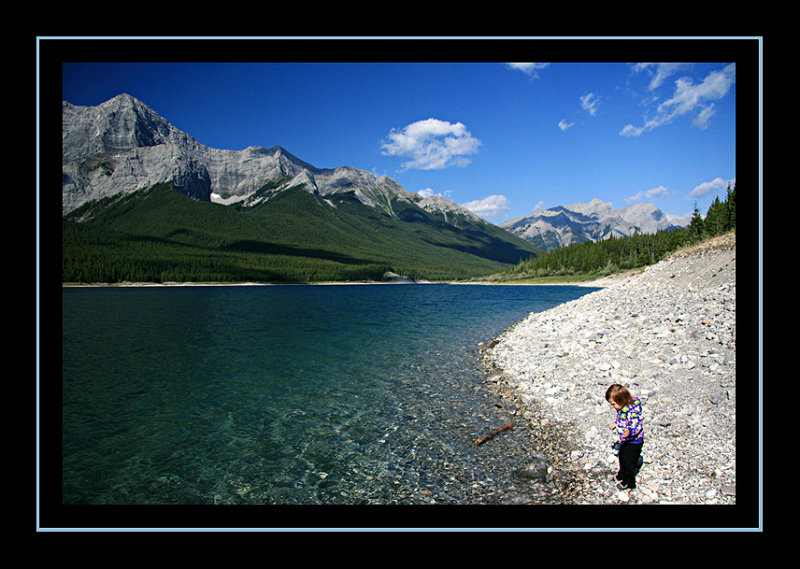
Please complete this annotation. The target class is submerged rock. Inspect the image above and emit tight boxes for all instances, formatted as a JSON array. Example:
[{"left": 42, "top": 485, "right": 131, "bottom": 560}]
[{"left": 514, "top": 454, "right": 549, "bottom": 482}]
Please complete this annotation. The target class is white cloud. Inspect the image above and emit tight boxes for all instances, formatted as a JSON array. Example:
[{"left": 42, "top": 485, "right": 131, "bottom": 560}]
[
  {"left": 633, "top": 63, "right": 691, "bottom": 90},
  {"left": 688, "top": 177, "right": 734, "bottom": 200},
  {"left": 691, "top": 103, "right": 718, "bottom": 130},
  {"left": 381, "top": 118, "right": 481, "bottom": 171},
  {"left": 580, "top": 93, "right": 600, "bottom": 116},
  {"left": 620, "top": 123, "right": 646, "bottom": 137},
  {"left": 418, "top": 188, "right": 452, "bottom": 199},
  {"left": 625, "top": 185, "right": 672, "bottom": 204},
  {"left": 558, "top": 119, "right": 574, "bottom": 131},
  {"left": 621, "top": 63, "right": 735, "bottom": 136},
  {"left": 461, "top": 194, "right": 510, "bottom": 220},
  {"left": 506, "top": 63, "right": 550, "bottom": 78}
]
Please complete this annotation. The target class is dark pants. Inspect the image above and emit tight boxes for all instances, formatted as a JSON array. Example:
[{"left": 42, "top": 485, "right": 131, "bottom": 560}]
[{"left": 617, "top": 441, "right": 643, "bottom": 489}]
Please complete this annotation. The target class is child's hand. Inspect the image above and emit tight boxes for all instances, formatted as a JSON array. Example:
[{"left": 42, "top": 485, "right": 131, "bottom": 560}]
[
  {"left": 609, "top": 422, "right": 616, "bottom": 430},
  {"left": 621, "top": 428, "right": 630, "bottom": 438}
]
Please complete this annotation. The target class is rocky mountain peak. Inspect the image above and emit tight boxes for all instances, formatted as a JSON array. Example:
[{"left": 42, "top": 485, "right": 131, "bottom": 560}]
[
  {"left": 500, "top": 199, "right": 687, "bottom": 252},
  {"left": 62, "top": 94, "right": 465, "bottom": 221},
  {"left": 564, "top": 198, "right": 614, "bottom": 220},
  {"left": 418, "top": 194, "right": 482, "bottom": 224},
  {"left": 63, "top": 93, "right": 191, "bottom": 159}
]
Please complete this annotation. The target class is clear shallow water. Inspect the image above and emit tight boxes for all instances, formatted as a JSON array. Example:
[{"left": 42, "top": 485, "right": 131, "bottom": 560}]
[{"left": 61, "top": 284, "right": 596, "bottom": 505}]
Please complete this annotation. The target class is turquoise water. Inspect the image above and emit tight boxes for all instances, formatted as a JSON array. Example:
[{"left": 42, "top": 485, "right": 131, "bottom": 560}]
[{"left": 61, "top": 284, "right": 596, "bottom": 505}]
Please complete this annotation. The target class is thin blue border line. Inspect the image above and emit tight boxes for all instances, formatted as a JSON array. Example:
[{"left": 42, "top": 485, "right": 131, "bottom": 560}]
[
  {"left": 36, "top": 37, "right": 42, "bottom": 533},
  {"left": 758, "top": 36, "right": 764, "bottom": 533},
  {"left": 37, "top": 34, "right": 763, "bottom": 533}
]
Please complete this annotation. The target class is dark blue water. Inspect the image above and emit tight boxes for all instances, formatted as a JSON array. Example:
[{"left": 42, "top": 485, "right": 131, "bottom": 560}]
[{"left": 61, "top": 284, "right": 596, "bottom": 505}]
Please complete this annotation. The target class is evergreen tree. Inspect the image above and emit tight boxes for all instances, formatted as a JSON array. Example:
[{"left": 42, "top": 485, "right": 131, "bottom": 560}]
[
  {"left": 704, "top": 196, "right": 725, "bottom": 237},
  {"left": 689, "top": 201, "right": 705, "bottom": 240},
  {"left": 726, "top": 182, "right": 736, "bottom": 230}
]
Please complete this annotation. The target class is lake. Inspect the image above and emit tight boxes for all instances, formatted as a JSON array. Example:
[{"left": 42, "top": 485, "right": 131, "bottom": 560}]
[{"left": 60, "top": 283, "right": 597, "bottom": 507}]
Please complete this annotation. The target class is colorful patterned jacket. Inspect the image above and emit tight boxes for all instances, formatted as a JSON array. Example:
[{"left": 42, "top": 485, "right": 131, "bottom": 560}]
[{"left": 616, "top": 397, "right": 644, "bottom": 443}]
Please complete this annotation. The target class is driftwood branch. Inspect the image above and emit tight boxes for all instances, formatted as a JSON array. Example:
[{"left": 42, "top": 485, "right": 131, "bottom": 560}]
[{"left": 474, "top": 421, "right": 516, "bottom": 445}]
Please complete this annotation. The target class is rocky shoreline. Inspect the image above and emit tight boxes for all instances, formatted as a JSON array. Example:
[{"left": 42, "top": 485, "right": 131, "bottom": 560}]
[{"left": 481, "top": 233, "right": 737, "bottom": 505}]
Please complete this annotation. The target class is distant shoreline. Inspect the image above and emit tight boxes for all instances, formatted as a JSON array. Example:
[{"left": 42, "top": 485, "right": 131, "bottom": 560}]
[
  {"left": 61, "top": 278, "right": 614, "bottom": 288},
  {"left": 61, "top": 267, "right": 647, "bottom": 289}
]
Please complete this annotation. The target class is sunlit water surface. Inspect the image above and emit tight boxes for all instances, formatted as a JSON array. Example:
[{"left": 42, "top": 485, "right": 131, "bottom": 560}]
[{"left": 61, "top": 284, "right": 596, "bottom": 505}]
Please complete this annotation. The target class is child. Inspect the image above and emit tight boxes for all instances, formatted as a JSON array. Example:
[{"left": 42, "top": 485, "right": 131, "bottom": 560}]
[{"left": 606, "top": 384, "right": 644, "bottom": 490}]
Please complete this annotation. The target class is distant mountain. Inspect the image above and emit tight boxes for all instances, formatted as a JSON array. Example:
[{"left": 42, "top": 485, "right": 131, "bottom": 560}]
[
  {"left": 62, "top": 94, "right": 540, "bottom": 282},
  {"left": 500, "top": 198, "right": 689, "bottom": 252}
]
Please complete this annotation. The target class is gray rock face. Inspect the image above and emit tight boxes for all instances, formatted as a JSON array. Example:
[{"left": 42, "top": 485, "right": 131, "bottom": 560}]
[
  {"left": 500, "top": 198, "right": 688, "bottom": 252},
  {"left": 63, "top": 94, "right": 212, "bottom": 213},
  {"left": 62, "top": 94, "right": 423, "bottom": 216}
]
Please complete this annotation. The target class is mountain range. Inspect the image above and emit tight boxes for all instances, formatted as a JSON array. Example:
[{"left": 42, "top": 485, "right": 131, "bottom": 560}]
[
  {"left": 61, "top": 94, "right": 687, "bottom": 283},
  {"left": 63, "top": 94, "right": 416, "bottom": 216},
  {"left": 500, "top": 199, "right": 690, "bottom": 253},
  {"left": 61, "top": 94, "right": 540, "bottom": 282}
]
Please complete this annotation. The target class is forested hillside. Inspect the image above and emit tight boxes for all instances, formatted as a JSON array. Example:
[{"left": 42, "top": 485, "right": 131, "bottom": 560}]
[{"left": 62, "top": 182, "right": 539, "bottom": 284}]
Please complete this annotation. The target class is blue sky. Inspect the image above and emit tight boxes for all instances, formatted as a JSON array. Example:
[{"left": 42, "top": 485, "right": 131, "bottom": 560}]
[{"left": 61, "top": 55, "right": 739, "bottom": 225}]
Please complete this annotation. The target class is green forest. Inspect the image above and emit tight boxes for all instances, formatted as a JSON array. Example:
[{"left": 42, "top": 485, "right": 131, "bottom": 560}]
[
  {"left": 62, "top": 180, "right": 735, "bottom": 285},
  {"left": 492, "top": 183, "right": 736, "bottom": 282},
  {"left": 62, "top": 182, "right": 538, "bottom": 284}
]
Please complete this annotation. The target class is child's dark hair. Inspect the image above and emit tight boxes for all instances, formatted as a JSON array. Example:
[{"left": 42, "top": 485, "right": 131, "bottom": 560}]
[{"left": 606, "top": 384, "right": 634, "bottom": 406}]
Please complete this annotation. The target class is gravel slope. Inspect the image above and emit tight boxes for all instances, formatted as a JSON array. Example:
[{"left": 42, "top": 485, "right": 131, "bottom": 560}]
[{"left": 482, "top": 233, "right": 738, "bottom": 504}]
